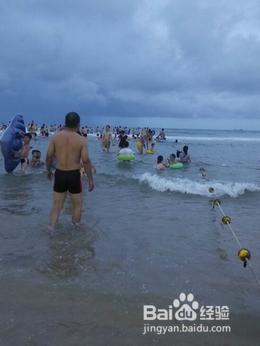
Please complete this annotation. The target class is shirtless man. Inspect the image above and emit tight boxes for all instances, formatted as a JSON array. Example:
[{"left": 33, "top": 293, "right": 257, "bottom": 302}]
[
  {"left": 46, "top": 112, "right": 94, "bottom": 231},
  {"left": 102, "top": 125, "right": 112, "bottom": 152}
]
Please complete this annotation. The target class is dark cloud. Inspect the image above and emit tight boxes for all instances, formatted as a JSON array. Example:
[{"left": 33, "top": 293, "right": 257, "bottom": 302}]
[{"left": 0, "top": 0, "right": 260, "bottom": 125}]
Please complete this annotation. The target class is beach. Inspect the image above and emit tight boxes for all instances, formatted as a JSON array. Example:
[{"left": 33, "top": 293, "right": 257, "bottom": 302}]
[{"left": 0, "top": 128, "right": 260, "bottom": 345}]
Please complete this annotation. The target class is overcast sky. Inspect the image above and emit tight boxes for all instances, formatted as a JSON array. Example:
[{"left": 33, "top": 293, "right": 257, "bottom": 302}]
[{"left": 1, "top": 0, "right": 260, "bottom": 129}]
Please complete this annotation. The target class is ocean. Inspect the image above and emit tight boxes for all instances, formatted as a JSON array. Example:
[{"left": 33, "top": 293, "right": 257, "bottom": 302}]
[{"left": 0, "top": 128, "right": 260, "bottom": 345}]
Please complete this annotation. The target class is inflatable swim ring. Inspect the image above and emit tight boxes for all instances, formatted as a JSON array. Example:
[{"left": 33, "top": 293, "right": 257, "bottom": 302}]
[
  {"left": 145, "top": 150, "right": 155, "bottom": 154},
  {"left": 0, "top": 114, "right": 25, "bottom": 173},
  {"left": 117, "top": 154, "right": 135, "bottom": 161},
  {"left": 170, "top": 162, "right": 184, "bottom": 169}
]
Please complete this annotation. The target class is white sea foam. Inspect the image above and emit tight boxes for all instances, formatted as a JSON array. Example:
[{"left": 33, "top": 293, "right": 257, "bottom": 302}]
[
  {"left": 165, "top": 135, "right": 260, "bottom": 142},
  {"left": 137, "top": 173, "right": 260, "bottom": 198},
  {"left": 87, "top": 132, "right": 260, "bottom": 142}
]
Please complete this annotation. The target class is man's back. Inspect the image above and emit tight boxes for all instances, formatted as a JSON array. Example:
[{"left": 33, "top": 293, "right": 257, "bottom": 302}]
[{"left": 53, "top": 129, "right": 83, "bottom": 170}]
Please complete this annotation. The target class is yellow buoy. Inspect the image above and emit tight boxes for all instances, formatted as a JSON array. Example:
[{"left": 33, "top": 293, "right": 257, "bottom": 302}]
[
  {"left": 238, "top": 248, "right": 251, "bottom": 267},
  {"left": 222, "top": 215, "right": 231, "bottom": 224}
]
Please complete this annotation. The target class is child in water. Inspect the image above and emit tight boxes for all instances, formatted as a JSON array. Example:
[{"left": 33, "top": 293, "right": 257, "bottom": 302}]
[
  {"left": 118, "top": 141, "right": 134, "bottom": 156},
  {"left": 31, "top": 150, "right": 45, "bottom": 167},
  {"left": 20, "top": 133, "right": 32, "bottom": 173},
  {"left": 156, "top": 155, "right": 167, "bottom": 170},
  {"left": 167, "top": 153, "right": 177, "bottom": 166}
]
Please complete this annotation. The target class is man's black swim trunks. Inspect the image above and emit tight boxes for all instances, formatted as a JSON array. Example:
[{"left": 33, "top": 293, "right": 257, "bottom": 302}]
[{"left": 54, "top": 169, "right": 82, "bottom": 194}]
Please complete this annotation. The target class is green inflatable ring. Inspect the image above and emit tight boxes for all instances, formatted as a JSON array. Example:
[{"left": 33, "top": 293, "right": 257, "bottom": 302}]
[
  {"left": 117, "top": 154, "right": 135, "bottom": 161},
  {"left": 170, "top": 162, "right": 183, "bottom": 169}
]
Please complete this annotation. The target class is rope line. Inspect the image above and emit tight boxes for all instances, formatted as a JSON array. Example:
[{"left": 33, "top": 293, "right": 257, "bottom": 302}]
[{"left": 209, "top": 189, "right": 260, "bottom": 288}]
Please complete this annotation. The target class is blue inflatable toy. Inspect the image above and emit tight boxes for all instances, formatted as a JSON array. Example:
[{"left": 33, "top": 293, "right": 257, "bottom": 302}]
[{"left": 0, "top": 114, "right": 26, "bottom": 173}]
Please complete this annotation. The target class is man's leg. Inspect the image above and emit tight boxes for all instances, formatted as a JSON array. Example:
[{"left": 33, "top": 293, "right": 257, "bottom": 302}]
[
  {"left": 49, "top": 192, "right": 67, "bottom": 229},
  {"left": 70, "top": 193, "right": 83, "bottom": 225}
]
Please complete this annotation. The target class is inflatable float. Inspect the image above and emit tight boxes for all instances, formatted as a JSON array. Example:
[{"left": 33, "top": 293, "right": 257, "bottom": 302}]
[
  {"left": 117, "top": 154, "right": 135, "bottom": 161},
  {"left": 169, "top": 162, "right": 184, "bottom": 169},
  {"left": 145, "top": 150, "right": 155, "bottom": 155},
  {"left": 0, "top": 114, "right": 25, "bottom": 173},
  {"left": 117, "top": 148, "right": 135, "bottom": 161}
]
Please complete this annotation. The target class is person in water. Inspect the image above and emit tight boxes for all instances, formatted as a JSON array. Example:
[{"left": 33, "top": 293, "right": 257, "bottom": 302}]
[
  {"left": 179, "top": 145, "right": 191, "bottom": 163},
  {"left": 151, "top": 142, "right": 155, "bottom": 152},
  {"left": 167, "top": 153, "right": 176, "bottom": 165},
  {"left": 31, "top": 150, "right": 45, "bottom": 167},
  {"left": 156, "top": 155, "right": 167, "bottom": 170},
  {"left": 46, "top": 112, "right": 94, "bottom": 231},
  {"left": 118, "top": 130, "right": 128, "bottom": 149},
  {"left": 136, "top": 135, "right": 144, "bottom": 154},
  {"left": 118, "top": 141, "right": 134, "bottom": 156},
  {"left": 157, "top": 128, "right": 166, "bottom": 140},
  {"left": 102, "top": 125, "right": 112, "bottom": 152},
  {"left": 20, "top": 133, "right": 32, "bottom": 173}
]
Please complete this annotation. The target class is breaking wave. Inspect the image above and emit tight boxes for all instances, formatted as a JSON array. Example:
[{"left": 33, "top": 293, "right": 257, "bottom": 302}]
[{"left": 136, "top": 173, "right": 260, "bottom": 198}]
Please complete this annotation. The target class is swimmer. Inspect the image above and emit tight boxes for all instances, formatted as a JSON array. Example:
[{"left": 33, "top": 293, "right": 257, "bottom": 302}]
[
  {"left": 136, "top": 136, "right": 144, "bottom": 154},
  {"left": 176, "top": 150, "right": 181, "bottom": 160},
  {"left": 118, "top": 141, "right": 134, "bottom": 156},
  {"left": 156, "top": 155, "right": 167, "bottom": 170},
  {"left": 20, "top": 133, "right": 32, "bottom": 173},
  {"left": 199, "top": 167, "right": 207, "bottom": 178},
  {"left": 102, "top": 125, "right": 112, "bottom": 152},
  {"left": 118, "top": 130, "right": 128, "bottom": 149},
  {"left": 156, "top": 128, "right": 166, "bottom": 140},
  {"left": 31, "top": 150, "right": 45, "bottom": 167},
  {"left": 167, "top": 153, "right": 176, "bottom": 166},
  {"left": 179, "top": 145, "right": 191, "bottom": 163},
  {"left": 46, "top": 112, "right": 94, "bottom": 232}
]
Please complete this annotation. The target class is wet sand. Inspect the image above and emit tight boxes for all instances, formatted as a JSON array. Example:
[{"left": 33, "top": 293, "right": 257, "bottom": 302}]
[{"left": 0, "top": 275, "right": 260, "bottom": 346}]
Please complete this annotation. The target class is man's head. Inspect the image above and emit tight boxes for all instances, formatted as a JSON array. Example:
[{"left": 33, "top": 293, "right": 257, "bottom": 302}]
[{"left": 65, "top": 112, "right": 80, "bottom": 129}]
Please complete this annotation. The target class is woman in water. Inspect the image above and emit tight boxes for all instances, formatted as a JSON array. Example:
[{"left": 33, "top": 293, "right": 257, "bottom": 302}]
[
  {"left": 156, "top": 155, "right": 167, "bottom": 170},
  {"left": 179, "top": 145, "right": 191, "bottom": 163}
]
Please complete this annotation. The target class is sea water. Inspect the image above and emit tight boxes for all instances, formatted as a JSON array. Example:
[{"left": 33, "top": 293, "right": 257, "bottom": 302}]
[{"left": 0, "top": 128, "right": 260, "bottom": 345}]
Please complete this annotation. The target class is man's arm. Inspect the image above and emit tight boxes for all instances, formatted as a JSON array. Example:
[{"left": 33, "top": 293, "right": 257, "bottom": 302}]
[
  {"left": 81, "top": 139, "right": 94, "bottom": 192},
  {"left": 46, "top": 138, "right": 55, "bottom": 178}
]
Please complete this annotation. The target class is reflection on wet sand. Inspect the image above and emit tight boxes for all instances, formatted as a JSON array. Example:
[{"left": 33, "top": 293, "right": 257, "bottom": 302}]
[{"left": 44, "top": 224, "right": 97, "bottom": 277}]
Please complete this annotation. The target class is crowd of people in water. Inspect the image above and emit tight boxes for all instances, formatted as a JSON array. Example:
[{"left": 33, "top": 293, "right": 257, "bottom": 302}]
[
  {"left": 1, "top": 120, "right": 191, "bottom": 173},
  {"left": 0, "top": 113, "right": 191, "bottom": 230}
]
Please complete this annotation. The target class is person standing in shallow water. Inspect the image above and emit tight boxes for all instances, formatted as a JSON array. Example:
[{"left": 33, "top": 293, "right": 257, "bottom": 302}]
[
  {"left": 101, "top": 125, "right": 112, "bottom": 152},
  {"left": 46, "top": 112, "right": 94, "bottom": 231}
]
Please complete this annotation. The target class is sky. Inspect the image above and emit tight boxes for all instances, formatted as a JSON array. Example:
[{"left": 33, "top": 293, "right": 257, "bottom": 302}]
[{"left": 1, "top": 0, "right": 260, "bottom": 129}]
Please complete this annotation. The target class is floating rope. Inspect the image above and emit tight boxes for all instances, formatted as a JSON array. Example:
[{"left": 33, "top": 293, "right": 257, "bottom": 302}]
[{"left": 209, "top": 187, "right": 260, "bottom": 287}]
